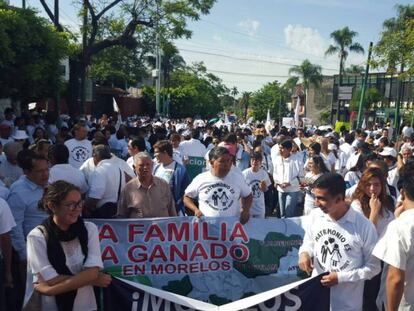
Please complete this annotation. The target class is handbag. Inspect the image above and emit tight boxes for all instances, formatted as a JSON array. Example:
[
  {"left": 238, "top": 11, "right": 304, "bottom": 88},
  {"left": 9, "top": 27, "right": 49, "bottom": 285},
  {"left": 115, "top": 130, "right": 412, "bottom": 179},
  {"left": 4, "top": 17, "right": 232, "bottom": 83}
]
[{"left": 89, "top": 169, "right": 122, "bottom": 219}]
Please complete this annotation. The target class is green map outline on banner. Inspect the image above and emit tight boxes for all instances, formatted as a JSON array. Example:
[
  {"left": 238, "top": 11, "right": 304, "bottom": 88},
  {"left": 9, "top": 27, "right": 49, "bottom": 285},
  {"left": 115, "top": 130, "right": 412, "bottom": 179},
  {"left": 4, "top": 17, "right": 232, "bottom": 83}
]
[{"left": 93, "top": 216, "right": 308, "bottom": 305}]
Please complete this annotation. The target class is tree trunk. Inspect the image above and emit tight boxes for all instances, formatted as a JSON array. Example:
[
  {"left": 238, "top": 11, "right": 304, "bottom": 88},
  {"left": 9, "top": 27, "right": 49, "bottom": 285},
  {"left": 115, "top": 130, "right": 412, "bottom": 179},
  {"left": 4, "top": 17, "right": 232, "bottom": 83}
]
[{"left": 67, "top": 58, "right": 83, "bottom": 117}]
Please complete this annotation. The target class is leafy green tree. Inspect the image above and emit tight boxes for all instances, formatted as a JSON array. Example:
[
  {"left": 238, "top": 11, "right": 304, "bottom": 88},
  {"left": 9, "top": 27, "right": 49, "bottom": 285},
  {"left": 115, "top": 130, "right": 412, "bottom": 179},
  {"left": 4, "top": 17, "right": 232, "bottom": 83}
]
[
  {"left": 90, "top": 45, "right": 149, "bottom": 87},
  {"left": 289, "top": 60, "right": 322, "bottom": 92},
  {"left": 147, "top": 40, "right": 186, "bottom": 90},
  {"left": 372, "top": 4, "right": 414, "bottom": 78},
  {"left": 143, "top": 63, "right": 225, "bottom": 118},
  {"left": 325, "top": 27, "right": 364, "bottom": 85},
  {"left": 39, "top": 0, "right": 216, "bottom": 116},
  {"left": 349, "top": 88, "right": 382, "bottom": 112},
  {"left": 239, "top": 91, "right": 251, "bottom": 121},
  {"left": 249, "top": 81, "right": 286, "bottom": 121},
  {"left": 0, "top": 5, "right": 69, "bottom": 105},
  {"left": 345, "top": 65, "right": 364, "bottom": 75},
  {"left": 288, "top": 59, "right": 323, "bottom": 115}
]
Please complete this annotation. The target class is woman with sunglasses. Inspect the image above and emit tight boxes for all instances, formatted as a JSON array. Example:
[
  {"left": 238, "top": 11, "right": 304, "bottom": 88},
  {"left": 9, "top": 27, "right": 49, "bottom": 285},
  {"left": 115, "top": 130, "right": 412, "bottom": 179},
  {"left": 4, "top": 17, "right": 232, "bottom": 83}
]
[{"left": 25, "top": 181, "right": 111, "bottom": 311}]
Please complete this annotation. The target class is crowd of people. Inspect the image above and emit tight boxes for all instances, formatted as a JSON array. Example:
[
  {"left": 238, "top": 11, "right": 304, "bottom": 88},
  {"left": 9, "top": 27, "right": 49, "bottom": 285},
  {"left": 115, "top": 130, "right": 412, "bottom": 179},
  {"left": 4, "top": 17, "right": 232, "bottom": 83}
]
[{"left": 0, "top": 107, "right": 413, "bottom": 310}]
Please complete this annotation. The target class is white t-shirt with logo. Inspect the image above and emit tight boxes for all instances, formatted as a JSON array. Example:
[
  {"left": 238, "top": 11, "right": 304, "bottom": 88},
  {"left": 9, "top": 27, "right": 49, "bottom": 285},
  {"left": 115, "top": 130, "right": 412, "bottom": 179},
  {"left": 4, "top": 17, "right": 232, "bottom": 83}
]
[
  {"left": 154, "top": 161, "right": 175, "bottom": 184},
  {"left": 185, "top": 169, "right": 251, "bottom": 217},
  {"left": 242, "top": 168, "right": 271, "bottom": 218},
  {"left": 65, "top": 138, "right": 92, "bottom": 169},
  {"left": 299, "top": 207, "right": 380, "bottom": 311}
]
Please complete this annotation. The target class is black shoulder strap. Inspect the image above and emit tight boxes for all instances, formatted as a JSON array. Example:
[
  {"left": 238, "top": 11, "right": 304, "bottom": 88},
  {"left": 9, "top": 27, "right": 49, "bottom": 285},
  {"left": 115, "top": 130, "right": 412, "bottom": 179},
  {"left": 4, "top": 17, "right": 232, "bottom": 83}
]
[
  {"left": 37, "top": 225, "right": 48, "bottom": 240},
  {"left": 117, "top": 169, "right": 122, "bottom": 200}
]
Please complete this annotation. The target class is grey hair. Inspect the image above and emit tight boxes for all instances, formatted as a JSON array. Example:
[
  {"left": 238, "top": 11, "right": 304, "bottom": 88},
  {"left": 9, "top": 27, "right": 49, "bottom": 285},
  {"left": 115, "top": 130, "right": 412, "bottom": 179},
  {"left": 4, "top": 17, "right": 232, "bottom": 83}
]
[
  {"left": 133, "top": 151, "right": 153, "bottom": 164},
  {"left": 93, "top": 144, "right": 111, "bottom": 160},
  {"left": 401, "top": 146, "right": 412, "bottom": 154},
  {"left": 3, "top": 141, "right": 23, "bottom": 156}
]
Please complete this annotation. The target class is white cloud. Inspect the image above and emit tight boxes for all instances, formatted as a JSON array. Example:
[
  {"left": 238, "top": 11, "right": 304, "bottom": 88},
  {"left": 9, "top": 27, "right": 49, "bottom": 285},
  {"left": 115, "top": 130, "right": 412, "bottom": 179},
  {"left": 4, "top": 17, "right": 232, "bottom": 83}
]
[
  {"left": 238, "top": 19, "right": 260, "bottom": 37},
  {"left": 212, "top": 34, "right": 223, "bottom": 42},
  {"left": 284, "top": 24, "right": 327, "bottom": 57}
]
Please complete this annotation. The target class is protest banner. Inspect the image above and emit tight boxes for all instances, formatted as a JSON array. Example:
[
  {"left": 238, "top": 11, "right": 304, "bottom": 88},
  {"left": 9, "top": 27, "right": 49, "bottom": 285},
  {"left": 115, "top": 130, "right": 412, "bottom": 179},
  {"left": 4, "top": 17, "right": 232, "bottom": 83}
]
[
  {"left": 93, "top": 217, "right": 309, "bottom": 305},
  {"left": 102, "top": 274, "right": 329, "bottom": 310},
  {"left": 186, "top": 156, "right": 206, "bottom": 181}
]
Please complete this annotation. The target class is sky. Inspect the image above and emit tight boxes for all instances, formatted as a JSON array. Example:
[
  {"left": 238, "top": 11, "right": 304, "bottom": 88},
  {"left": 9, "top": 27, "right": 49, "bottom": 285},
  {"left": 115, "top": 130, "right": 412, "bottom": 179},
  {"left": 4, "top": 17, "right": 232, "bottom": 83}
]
[{"left": 10, "top": 0, "right": 413, "bottom": 93}]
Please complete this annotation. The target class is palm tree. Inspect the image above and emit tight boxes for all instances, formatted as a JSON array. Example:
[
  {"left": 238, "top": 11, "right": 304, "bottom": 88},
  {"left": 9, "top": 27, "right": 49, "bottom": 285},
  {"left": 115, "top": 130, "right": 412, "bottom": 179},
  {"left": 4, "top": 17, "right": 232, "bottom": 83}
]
[
  {"left": 325, "top": 27, "right": 364, "bottom": 85},
  {"left": 345, "top": 65, "right": 364, "bottom": 75},
  {"left": 230, "top": 86, "right": 239, "bottom": 110},
  {"left": 239, "top": 91, "right": 251, "bottom": 121},
  {"left": 288, "top": 59, "right": 323, "bottom": 116}
]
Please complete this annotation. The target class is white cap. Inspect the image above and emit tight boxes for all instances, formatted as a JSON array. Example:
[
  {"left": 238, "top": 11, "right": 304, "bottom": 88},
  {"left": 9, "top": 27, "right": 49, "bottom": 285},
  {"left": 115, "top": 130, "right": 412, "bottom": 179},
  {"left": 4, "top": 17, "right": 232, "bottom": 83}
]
[
  {"left": 379, "top": 147, "right": 397, "bottom": 158},
  {"left": 328, "top": 143, "right": 337, "bottom": 151}
]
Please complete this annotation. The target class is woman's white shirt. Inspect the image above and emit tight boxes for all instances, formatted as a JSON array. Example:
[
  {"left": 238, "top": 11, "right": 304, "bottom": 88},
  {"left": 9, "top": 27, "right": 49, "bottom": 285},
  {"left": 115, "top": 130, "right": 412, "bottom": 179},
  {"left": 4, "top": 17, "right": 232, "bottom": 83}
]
[
  {"left": 26, "top": 221, "right": 103, "bottom": 311},
  {"left": 350, "top": 200, "right": 395, "bottom": 236}
]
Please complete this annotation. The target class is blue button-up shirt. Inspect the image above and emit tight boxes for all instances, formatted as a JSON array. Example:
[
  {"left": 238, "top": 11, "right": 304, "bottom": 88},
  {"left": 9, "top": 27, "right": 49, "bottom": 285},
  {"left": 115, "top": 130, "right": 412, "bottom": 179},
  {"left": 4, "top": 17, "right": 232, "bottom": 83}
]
[{"left": 7, "top": 175, "right": 48, "bottom": 260}]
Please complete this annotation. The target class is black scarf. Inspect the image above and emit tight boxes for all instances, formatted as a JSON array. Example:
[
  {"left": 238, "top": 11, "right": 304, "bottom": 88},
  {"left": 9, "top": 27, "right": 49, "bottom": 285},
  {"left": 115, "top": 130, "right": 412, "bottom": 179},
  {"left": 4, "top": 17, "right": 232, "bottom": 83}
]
[{"left": 40, "top": 216, "right": 88, "bottom": 311}]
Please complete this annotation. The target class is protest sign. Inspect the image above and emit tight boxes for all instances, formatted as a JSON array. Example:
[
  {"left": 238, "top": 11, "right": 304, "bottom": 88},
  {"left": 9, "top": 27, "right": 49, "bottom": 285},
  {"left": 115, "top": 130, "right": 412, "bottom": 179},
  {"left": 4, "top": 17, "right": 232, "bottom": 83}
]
[
  {"left": 186, "top": 156, "right": 206, "bottom": 181},
  {"left": 102, "top": 274, "right": 329, "bottom": 310},
  {"left": 93, "top": 217, "right": 308, "bottom": 305}
]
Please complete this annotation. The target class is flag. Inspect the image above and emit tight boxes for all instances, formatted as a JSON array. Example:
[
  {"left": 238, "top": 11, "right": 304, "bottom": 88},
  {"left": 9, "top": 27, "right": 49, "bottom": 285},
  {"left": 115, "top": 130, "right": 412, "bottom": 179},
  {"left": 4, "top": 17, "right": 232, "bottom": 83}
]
[
  {"left": 113, "top": 97, "right": 119, "bottom": 112},
  {"left": 361, "top": 117, "right": 366, "bottom": 130},
  {"left": 294, "top": 96, "right": 301, "bottom": 127},
  {"left": 265, "top": 109, "right": 272, "bottom": 133},
  {"left": 113, "top": 97, "right": 122, "bottom": 130}
]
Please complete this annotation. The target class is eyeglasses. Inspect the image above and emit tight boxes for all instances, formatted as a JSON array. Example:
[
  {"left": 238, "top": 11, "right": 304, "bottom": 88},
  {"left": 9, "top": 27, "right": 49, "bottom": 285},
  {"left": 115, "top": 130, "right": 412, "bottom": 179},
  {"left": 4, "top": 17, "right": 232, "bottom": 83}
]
[{"left": 61, "top": 200, "right": 84, "bottom": 211}]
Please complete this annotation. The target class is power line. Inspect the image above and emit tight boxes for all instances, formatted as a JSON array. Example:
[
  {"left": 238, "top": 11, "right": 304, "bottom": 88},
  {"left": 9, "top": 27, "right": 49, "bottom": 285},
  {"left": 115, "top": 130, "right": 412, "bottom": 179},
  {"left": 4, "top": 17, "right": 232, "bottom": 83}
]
[
  {"left": 198, "top": 18, "right": 338, "bottom": 62},
  {"left": 206, "top": 69, "right": 290, "bottom": 78},
  {"left": 178, "top": 47, "right": 338, "bottom": 71},
  {"left": 175, "top": 40, "right": 340, "bottom": 69}
]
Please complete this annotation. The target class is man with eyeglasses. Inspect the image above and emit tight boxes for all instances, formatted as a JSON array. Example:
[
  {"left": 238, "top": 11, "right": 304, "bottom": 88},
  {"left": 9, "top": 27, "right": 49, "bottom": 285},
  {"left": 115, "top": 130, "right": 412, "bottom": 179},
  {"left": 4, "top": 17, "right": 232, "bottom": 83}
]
[{"left": 7, "top": 150, "right": 49, "bottom": 310}]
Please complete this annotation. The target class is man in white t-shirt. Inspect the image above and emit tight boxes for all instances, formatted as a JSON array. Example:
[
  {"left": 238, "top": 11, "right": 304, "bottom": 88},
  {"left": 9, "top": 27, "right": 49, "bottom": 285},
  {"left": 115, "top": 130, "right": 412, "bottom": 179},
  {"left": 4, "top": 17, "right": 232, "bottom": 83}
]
[
  {"left": 84, "top": 145, "right": 123, "bottom": 217},
  {"left": 64, "top": 123, "right": 92, "bottom": 169},
  {"left": 272, "top": 139, "right": 304, "bottom": 218},
  {"left": 402, "top": 125, "right": 414, "bottom": 139},
  {"left": 48, "top": 144, "right": 88, "bottom": 194},
  {"left": 298, "top": 173, "right": 380, "bottom": 311},
  {"left": 373, "top": 170, "right": 414, "bottom": 311},
  {"left": 184, "top": 146, "right": 252, "bottom": 224},
  {"left": 179, "top": 129, "right": 207, "bottom": 161},
  {"left": 242, "top": 152, "right": 271, "bottom": 218}
]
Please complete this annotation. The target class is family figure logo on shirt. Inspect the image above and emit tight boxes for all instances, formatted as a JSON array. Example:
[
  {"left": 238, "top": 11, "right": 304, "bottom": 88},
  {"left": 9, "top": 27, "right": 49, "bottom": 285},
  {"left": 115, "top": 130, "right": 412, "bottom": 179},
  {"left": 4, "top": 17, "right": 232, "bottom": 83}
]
[
  {"left": 250, "top": 180, "right": 262, "bottom": 199},
  {"left": 72, "top": 146, "right": 88, "bottom": 162},
  {"left": 315, "top": 229, "right": 352, "bottom": 271},
  {"left": 321, "top": 238, "right": 342, "bottom": 267},
  {"left": 204, "top": 183, "right": 235, "bottom": 211}
]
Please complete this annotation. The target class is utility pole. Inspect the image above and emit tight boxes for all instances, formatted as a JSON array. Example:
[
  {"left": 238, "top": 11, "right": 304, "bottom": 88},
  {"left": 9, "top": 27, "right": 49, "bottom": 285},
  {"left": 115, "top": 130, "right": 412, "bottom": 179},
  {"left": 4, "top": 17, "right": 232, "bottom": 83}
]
[
  {"left": 22, "top": 0, "right": 25, "bottom": 9},
  {"left": 54, "top": 0, "right": 59, "bottom": 27},
  {"left": 154, "top": 0, "right": 162, "bottom": 116},
  {"left": 155, "top": 36, "right": 161, "bottom": 116},
  {"left": 79, "top": 0, "right": 87, "bottom": 115},
  {"left": 54, "top": 0, "right": 61, "bottom": 114},
  {"left": 356, "top": 42, "right": 373, "bottom": 129},
  {"left": 394, "top": 63, "right": 405, "bottom": 139}
]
